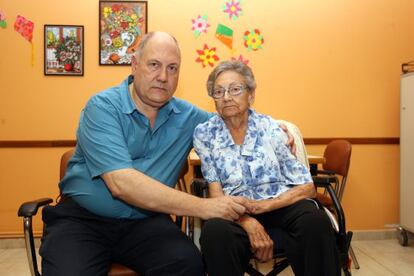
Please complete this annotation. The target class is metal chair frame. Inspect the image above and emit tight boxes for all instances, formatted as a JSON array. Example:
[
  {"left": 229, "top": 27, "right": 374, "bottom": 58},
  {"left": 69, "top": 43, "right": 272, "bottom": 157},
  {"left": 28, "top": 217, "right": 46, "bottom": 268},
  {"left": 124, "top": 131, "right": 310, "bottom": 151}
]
[
  {"left": 315, "top": 139, "right": 359, "bottom": 269},
  {"left": 18, "top": 148, "right": 190, "bottom": 276}
]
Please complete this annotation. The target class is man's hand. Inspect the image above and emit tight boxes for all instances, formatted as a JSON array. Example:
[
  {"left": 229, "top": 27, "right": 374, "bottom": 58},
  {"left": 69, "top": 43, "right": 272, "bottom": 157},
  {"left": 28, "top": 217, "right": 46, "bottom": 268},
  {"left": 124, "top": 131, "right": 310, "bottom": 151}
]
[
  {"left": 238, "top": 216, "right": 273, "bottom": 262},
  {"left": 200, "top": 196, "right": 247, "bottom": 221},
  {"left": 231, "top": 196, "right": 257, "bottom": 214},
  {"left": 279, "top": 123, "right": 296, "bottom": 156}
]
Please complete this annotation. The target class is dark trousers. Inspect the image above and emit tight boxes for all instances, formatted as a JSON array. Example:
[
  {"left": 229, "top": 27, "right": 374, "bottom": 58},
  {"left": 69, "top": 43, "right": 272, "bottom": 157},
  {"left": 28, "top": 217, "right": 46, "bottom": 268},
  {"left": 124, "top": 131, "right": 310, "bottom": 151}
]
[
  {"left": 40, "top": 198, "right": 203, "bottom": 276},
  {"left": 200, "top": 199, "right": 340, "bottom": 276}
]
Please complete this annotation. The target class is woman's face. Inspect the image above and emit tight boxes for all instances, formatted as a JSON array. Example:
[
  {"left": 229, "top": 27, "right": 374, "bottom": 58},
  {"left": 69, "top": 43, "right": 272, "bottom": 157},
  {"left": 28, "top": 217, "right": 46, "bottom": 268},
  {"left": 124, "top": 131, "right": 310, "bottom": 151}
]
[{"left": 213, "top": 70, "right": 255, "bottom": 120}]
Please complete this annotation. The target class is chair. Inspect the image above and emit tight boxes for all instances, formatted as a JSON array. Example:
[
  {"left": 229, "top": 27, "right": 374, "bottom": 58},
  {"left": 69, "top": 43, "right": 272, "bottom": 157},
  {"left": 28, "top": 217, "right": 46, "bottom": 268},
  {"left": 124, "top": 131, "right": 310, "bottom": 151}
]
[
  {"left": 190, "top": 125, "right": 353, "bottom": 276},
  {"left": 174, "top": 161, "right": 193, "bottom": 239},
  {"left": 18, "top": 148, "right": 190, "bottom": 276},
  {"left": 315, "top": 140, "right": 351, "bottom": 206},
  {"left": 191, "top": 177, "right": 352, "bottom": 275},
  {"left": 314, "top": 139, "right": 360, "bottom": 269}
]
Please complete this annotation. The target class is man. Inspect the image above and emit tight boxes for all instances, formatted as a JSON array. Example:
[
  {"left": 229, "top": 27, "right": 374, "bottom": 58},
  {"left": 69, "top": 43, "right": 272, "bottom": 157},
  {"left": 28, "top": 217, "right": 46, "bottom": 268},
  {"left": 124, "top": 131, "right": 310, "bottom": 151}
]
[{"left": 40, "top": 32, "right": 294, "bottom": 275}]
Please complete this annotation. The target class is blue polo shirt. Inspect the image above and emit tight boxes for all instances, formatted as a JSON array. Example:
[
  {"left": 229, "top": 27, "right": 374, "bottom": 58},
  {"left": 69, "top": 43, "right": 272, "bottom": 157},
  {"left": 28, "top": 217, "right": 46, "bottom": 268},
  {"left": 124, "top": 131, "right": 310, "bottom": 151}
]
[{"left": 60, "top": 76, "right": 211, "bottom": 219}]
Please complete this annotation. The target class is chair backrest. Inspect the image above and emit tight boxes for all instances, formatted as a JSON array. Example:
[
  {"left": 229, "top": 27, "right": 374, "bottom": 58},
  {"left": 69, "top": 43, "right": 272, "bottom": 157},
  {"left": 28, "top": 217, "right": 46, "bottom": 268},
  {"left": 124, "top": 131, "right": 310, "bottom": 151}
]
[
  {"left": 59, "top": 148, "right": 189, "bottom": 186},
  {"left": 322, "top": 140, "right": 352, "bottom": 202},
  {"left": 177, "top": 161, "right": 189, "bottom": 193},
  {"left": 60, "top": 148, "right": 75, "bottom": 180},
  {"left": 323, "top": 140, "right": 352, "bottom": 177}
]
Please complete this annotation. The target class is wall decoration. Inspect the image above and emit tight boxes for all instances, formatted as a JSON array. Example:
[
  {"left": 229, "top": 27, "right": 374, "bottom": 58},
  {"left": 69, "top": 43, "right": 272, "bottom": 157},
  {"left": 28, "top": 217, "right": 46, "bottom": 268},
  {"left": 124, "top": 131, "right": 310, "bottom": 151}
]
[
  {"left": 14, "top": 15, "right": 33, "bottom": 41},
  {"left": 44, "top": 25, "right": 84, "bottom": 76},
  {"left": 14, "top": 15, "right": 35, "bottom": 65},
  {"left": 196, "top": 44, "right": 219, "bottom": 68},
  {"left": 0, "top": 10, "right": 7, "bottom": 29},
  {"left": 99, "top": 1, "right": 147, "bottom": 65},
  {"left": 243, "top": 29, "right": 264, "bottom": 51},
  {"left": 215, "top": 24, "right": 233, "bottom": 49},
  {"left": 231, "top": 54, "right": 249, "bottom": 65},
  {"left": 223, "top": 0, "right": 242, "bottom": 20},
  {"left": 191, "top": 15, "right": 210, "bottom": 38}
]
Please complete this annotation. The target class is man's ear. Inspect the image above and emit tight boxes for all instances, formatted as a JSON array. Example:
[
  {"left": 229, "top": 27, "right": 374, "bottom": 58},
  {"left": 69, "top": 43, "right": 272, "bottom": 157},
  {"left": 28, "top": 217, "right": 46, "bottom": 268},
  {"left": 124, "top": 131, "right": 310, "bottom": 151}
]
[{"left": 131, "top": 55, "right": 138, "bottom": 74}]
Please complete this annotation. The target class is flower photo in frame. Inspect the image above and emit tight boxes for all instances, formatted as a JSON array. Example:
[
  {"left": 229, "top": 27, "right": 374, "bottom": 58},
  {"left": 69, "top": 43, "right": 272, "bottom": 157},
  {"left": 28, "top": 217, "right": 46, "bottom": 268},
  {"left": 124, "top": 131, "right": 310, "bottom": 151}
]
[
  {"left": 44, "top": 25, "right": 84, "bottom": 76},
  {"left": 99, "top": 1, "right": 147, "bottom": 65}
]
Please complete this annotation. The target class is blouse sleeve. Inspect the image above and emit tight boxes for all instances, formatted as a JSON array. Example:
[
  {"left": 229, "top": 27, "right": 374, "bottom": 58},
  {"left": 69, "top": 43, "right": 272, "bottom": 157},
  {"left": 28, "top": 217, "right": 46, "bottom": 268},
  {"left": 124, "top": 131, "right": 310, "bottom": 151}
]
[
  {"left": 193, "top": 125, "right": 220, "bottom": 184},
  {"left": 268, "top": 119, "right": 313, "bottom": 185}
]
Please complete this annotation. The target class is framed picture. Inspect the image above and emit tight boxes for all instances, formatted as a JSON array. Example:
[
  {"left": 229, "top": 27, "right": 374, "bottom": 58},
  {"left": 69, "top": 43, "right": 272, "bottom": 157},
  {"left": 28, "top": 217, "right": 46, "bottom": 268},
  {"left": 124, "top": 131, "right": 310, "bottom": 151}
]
[
  {"left": 44, "top": 25, "right": 84, "bottom": 76},
  {"left": 99, "top": 1, "right": 148, "bottom": 65}
]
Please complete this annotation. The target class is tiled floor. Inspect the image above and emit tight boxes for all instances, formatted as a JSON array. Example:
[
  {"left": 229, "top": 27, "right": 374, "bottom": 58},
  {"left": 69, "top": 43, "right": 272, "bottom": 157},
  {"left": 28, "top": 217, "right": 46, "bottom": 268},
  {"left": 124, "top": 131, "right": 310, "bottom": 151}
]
[{"left": 1, "top": 239, "right": 413, "bottom": 275}]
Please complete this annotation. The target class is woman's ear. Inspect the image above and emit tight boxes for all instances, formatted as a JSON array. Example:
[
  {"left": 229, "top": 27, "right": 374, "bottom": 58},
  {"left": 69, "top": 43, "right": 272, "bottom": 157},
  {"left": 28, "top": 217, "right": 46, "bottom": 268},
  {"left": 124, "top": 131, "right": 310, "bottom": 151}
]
[{"left": 248, "top": 90, "right": 255, "bottom": 105}]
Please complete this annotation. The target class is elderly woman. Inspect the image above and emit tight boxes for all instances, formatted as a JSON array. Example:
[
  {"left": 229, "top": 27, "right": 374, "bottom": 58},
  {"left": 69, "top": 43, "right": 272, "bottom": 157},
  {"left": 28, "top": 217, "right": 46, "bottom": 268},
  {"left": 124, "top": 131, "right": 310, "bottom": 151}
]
[{"left": 193, "top": 60, "right": 340, "bottom": 276}]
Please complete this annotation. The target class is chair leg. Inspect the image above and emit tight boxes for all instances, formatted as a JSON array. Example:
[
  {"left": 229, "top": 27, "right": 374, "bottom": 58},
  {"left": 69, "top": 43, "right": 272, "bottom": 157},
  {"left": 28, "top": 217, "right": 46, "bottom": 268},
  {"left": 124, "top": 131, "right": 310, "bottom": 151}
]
[
  {"left": 246, "top": 263, "right": 265, "bottom": 276},
  {"left": 23, "top": 217, "right": 41, "bottom": 276},
  {"left": 349, "top": 245, "right": 360, "bottom": 269},
  {"left": 267, "top": 258, "right": 290, "bottom": 276}
]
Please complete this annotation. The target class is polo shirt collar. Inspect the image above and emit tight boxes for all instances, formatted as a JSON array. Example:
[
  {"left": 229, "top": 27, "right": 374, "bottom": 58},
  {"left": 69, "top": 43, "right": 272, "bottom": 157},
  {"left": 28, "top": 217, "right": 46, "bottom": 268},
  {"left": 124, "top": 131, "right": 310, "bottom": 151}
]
[{"left": 120, "top": 75, "right": 137, "bottom": 114}]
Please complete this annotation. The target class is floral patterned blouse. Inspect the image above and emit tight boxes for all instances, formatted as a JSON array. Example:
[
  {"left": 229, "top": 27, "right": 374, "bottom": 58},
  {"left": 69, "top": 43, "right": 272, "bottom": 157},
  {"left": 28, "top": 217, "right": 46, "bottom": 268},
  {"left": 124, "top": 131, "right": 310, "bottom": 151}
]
[{"left": 193, "top": 109, "right": 312, "bottom": 200}]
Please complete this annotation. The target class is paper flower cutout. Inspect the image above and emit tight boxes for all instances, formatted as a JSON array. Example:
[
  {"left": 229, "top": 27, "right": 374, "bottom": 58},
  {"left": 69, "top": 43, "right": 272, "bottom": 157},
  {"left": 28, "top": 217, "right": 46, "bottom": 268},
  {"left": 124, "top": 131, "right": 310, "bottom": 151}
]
[
  {"left": 0, "top": 10, "right": 7, "bottom": 29},
  {"left": 215, "top": 24, "right": 233, "bottom": 49},
  {"left": 196, "top": 44, "right": 220, "bottom": 68},
  {"left": 14, "top": 15, "right": 34, "bottom": 42},
  {"left": 191, "top": 15, "right": 210, "bottom": 38},
  {"left": 223, "top": 0, "right": 243, "bottom": 20},
  {"left": 243, "top": 29, "right": 264, "bottom": 51},
  {"left": 231, "top": 55, "right": 249, "bottom": 65}
]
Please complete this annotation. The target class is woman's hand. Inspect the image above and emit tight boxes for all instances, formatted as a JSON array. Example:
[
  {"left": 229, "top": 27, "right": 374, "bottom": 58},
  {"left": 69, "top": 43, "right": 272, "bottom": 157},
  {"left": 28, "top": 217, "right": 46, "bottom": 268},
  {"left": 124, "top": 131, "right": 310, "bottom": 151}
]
[
  {"left": 238, "top": 215, "right": 273, "bottom": 262},
  {"left": 247, "top": 199, "right": 274, "bottom": 215},
  {"left": 248, "top": 183, "right": 316, "bottom": 215}
]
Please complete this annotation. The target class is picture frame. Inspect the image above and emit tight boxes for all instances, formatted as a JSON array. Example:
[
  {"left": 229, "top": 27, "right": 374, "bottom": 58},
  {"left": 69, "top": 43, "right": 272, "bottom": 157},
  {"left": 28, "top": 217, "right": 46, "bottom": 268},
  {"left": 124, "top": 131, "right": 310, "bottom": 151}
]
[
  {"left": 99, "top": 1, "right": 148, "bottom": 65},
  {"left": 44, "top": 25, "right": 84, "bottom": 76}
]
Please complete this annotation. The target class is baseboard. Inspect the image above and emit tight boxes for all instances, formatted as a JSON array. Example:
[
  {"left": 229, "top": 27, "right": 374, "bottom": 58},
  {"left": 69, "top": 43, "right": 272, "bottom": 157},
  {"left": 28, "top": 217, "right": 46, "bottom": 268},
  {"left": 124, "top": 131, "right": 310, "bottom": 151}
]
[
  {"left": 0, "top": 231, "right": 43, "bottom": 239},
  {"left": 351, "top": 229, "right": 401, "bottom": 240},
  {"left": 0, "top": 237, "right": 41, "bottom": 249}
]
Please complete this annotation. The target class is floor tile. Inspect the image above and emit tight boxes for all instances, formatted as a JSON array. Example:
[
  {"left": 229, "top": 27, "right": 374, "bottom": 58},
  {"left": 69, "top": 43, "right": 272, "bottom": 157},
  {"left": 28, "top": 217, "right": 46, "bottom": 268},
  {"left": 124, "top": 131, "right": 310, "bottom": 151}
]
[{"left": 1, "top": 239, "right": 413, "bottom": 275}]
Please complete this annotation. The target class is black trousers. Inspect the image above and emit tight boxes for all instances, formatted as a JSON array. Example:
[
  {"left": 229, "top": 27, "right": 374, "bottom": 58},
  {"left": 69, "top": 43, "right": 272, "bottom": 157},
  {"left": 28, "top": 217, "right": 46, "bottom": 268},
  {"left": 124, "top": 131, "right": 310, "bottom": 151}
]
[
  {"left": 200, "top": 199, "right": 340, "bottom": 276},
  {"left": 40, "top": 198, "right": 203, "bottom": 276}
]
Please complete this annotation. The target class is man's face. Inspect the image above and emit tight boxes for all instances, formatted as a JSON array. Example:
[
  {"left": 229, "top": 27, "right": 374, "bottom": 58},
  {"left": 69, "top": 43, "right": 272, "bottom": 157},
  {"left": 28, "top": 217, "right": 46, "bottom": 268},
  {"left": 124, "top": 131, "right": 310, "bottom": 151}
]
[{"left": 131, "top": 35, "right": 181, "bottom": 109}]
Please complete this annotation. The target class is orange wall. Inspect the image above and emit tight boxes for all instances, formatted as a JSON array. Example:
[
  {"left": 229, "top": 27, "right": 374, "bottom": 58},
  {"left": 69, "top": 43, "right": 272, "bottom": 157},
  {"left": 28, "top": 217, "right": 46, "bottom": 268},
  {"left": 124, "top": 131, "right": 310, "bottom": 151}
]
[{"left": 1, "top": 0, "right": 413, "bottom": 235}]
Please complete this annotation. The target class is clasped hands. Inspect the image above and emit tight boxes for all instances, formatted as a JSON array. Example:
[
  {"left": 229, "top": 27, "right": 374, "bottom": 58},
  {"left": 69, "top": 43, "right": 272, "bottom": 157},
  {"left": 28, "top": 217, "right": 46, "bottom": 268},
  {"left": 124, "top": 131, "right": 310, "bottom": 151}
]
[
  {"left": 208, "top": 195, "right": 274, "bottom": 262},
  {"left": 238, "top": 197, "right": 274, "bottom": 263}
]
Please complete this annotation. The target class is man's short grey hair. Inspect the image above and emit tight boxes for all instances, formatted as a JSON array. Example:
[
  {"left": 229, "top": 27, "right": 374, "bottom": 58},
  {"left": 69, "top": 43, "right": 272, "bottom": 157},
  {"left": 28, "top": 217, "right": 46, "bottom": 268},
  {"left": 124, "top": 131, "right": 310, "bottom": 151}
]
[
  {"left": 134, "top": 32, "right": 181, "bottom": 59},
  {"left": 207, "top": 60, "right": 256, "bottom": 96}
]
